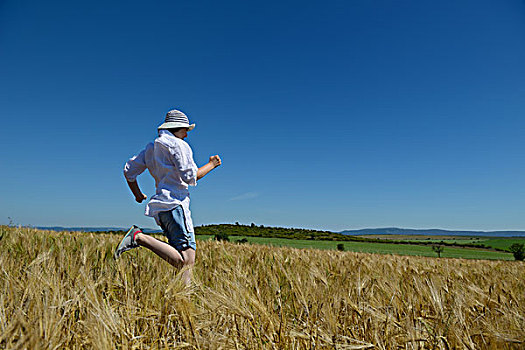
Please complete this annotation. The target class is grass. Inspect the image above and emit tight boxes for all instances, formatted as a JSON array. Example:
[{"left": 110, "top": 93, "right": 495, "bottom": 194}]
[
  {"left": 1, "top": 226, "right": 524, "bottom": 349},
  {"left": 197, "top": 235, "right": 514, "bottom": 260},
  {"left": 358, "top": 235, "right": 525, "bottom": 251},
  {"left": 478, "top": 238, "right": 525, "bottom": 250}
]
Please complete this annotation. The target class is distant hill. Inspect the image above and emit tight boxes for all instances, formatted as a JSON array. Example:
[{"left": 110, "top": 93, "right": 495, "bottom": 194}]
[
  {"left": 35, "top": 224, "right": 358, "bottom": 241},
  {"left": 339, "top": 227, "right": 525, "bottom": 237}
]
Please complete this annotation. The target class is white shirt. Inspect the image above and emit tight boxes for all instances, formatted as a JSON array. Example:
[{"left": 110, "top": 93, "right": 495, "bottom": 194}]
[{"left": 123, "top": 130, "right": 198, "bottom": 231}]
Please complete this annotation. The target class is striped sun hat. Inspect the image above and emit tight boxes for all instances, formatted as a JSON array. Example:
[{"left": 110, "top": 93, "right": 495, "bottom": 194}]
[{"left": 157, "top": 109, "right": 195, "bottom": 131}]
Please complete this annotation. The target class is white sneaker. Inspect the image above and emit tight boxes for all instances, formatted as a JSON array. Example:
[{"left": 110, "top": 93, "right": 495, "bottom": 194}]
[{"left": 114, "top": 225, "right": 141, "bottom": 259}]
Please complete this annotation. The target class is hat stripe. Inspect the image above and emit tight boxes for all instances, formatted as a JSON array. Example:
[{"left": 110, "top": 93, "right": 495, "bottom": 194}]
[
  {"left": 165, "top": 110, "right": 190, "bottom": 125},
  {"left": 166, "top": 116, "right": 188, "bottom": 123}
]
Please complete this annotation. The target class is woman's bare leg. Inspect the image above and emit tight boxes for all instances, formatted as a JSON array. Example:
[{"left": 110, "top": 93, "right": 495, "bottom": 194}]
[
  {"left": 181, "top": 249, "right": 196, "bottom": 285},
  {"left": 135, "top": 233, "right": 184, "bottom": 268}
]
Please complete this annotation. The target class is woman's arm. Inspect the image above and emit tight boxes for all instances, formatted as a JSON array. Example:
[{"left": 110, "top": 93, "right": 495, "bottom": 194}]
[
  {"left": 197, "top": 155, "right": 222, "bottom": 180},
  {"left": 127, "top": 180, "right": 147, "bottom": 203},
  {"left": 124, "top": 146, "right": 150, "bottom": 202}
]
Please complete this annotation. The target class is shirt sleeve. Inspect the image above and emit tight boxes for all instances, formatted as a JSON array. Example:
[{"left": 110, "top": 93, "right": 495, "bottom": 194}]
[
  {"left": 123, "top": 148, "right": 147, "bottom": 182},
  {"left": 171, "top": 141, "right": 198, "bottom": 186}
]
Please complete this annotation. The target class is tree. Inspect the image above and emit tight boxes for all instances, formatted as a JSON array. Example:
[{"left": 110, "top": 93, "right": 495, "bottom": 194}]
[
  {"left": 214, "top": 232, "right": 229, "bottom": 242},
  {"left": 337, "top": 243, "right": 345, "bottom": 251},
  {"left": 509, "top": 243, "right": 525, "bottom": 261},
  {"left": 432, "top": 245, "right": 444, "bottom": 258}
]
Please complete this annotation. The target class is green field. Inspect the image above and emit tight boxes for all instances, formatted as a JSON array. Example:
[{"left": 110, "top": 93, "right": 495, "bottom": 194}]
[
  {"left": 478, "top": 237, "right": 525, "bottom": 250},
  {"left": 367, "top": 237, "right": 484, "bottom": 244},
  {"left": 196, "top": 235, "right": 514, "bottom": 260},
  {"left": 357, "top": 235, "right": 525, "bottom": 251},
  {"left": 354, "top": 235, "right": 525, "bottom": 250}
]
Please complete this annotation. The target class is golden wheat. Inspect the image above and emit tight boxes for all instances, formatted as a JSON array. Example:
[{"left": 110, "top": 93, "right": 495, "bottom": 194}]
[{"left": 0, "top": 226, "right": 523, "bottom": 349}]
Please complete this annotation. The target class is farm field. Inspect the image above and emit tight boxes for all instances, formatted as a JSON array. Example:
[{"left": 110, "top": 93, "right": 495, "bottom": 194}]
[
  {"left": 196, "top": 235, "right": 514, "bottom": 260},
  {"left": 477, "top": 238, "right": 525, "bottom": 251},
  {"left": 360, "top": 235, "right": 525, "bottom": 251},
  {"left": 1, "top": 226, "right": 524, "bottom": 349}
]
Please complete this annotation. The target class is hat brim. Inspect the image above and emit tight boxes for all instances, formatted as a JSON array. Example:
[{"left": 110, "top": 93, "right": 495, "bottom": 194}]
[{"left": 158, "top": 122, "right": 195, "bottom": 131}]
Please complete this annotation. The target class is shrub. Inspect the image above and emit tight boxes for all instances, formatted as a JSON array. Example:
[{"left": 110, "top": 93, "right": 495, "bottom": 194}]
[
  {"left": 509, "top": 243, "right": 525, "bottom": 261},
  {"left": 214, "top": 232, "right": 229, "bottom": 242},
  {"left": 236, "top": 238, "right": 248, "bottom": 244},
  {"left": 337, "top": 243, "right": 345, "bottom": 251}
]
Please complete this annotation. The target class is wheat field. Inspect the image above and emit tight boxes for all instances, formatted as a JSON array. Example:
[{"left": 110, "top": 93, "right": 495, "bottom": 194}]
[{"left": 0, "top": 226, "right": 524, "bottom": 349}]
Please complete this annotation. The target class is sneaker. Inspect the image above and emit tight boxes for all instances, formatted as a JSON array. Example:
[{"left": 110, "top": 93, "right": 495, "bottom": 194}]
[{"left": 114, "top": 225, "right": 142, "bottom": 259}]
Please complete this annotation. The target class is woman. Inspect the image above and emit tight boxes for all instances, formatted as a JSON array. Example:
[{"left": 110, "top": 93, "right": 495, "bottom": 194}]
[{"left": 115, "top": 109, "right": 221, "bottom": 283}]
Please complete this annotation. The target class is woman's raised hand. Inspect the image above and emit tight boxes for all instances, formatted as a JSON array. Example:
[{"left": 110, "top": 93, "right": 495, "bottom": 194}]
[{"left": 209, "top": 155, "right": 222, "bottom": 168}]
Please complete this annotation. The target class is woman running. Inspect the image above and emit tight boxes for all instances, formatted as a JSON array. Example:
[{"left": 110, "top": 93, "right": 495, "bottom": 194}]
[{"left": 114, "top": 109, "right": 221, "bottom": 283}]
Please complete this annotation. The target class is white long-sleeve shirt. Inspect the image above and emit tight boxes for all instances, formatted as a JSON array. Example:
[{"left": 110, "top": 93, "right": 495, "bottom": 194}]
[{"left": 123, "top": 130, "right": 198, "bottom": 231}]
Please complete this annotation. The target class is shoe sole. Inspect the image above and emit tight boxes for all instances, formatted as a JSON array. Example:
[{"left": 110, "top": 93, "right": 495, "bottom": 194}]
[{"left": 114, "top": 226, "right": 140, "bottom": 260}]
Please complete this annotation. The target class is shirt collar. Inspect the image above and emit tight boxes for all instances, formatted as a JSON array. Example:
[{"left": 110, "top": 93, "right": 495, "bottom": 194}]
[{"left": 157, "top": 129, "right": 180, "bottom": 147}]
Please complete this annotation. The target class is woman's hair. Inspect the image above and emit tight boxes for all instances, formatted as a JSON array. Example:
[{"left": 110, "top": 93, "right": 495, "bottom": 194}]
[{"left": 167, "top": 127, "right": 184, "bottom": 135}]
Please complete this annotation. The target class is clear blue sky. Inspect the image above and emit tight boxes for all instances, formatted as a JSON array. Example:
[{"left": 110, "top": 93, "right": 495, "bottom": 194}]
[{"left": 1, "top": 0, "right": 525, "bottom": 231}]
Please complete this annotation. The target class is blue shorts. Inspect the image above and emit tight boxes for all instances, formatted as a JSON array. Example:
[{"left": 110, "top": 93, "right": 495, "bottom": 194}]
[{"left": 157, "top": 206, "right": 197, "bottom": 252}]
